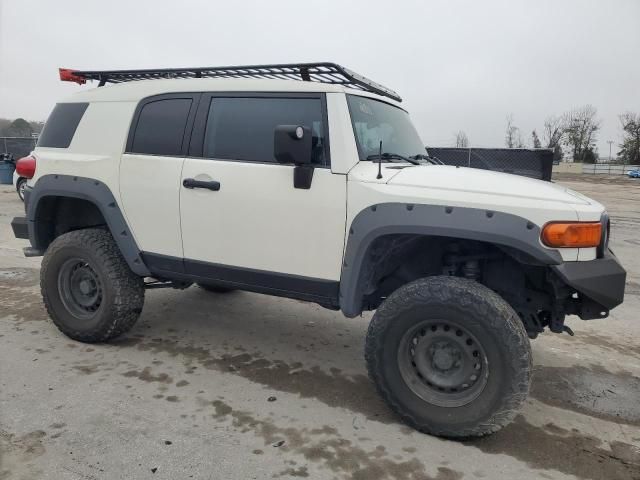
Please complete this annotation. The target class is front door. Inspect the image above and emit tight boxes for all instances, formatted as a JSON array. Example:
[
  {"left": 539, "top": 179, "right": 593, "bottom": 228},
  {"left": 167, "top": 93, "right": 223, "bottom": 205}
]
[{"left": 179, "top": 94, "right": 347, "bottom": 300}]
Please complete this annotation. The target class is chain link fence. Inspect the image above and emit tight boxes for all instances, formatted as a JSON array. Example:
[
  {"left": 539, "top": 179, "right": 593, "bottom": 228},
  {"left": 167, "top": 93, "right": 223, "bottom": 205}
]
[
  {"left": 581, "top": 163, "right": 640, "bottom": 175},
  {"left": 426, "top": 147, "right": 554, "bottom": 181},
  {"left": 1, "top": 136, "right": 38, "bottom": 159}
]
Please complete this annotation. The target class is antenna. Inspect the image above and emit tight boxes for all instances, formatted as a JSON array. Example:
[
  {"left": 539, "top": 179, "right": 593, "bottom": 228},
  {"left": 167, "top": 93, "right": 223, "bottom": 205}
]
[{"left": 377, "top": 140, "right": 383, "bottom": 179}]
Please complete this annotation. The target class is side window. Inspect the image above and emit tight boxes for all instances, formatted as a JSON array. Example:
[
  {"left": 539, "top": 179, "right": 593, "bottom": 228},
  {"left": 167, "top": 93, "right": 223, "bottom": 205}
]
[
  {"left": 38, "top": 103, "right": 89, "bottom": 148},
  {"left": 203, "top": 97, "right": 326, "bottom": 165},
  {"left": 129, "top": 98, "right": 192, "bottom": 156}
]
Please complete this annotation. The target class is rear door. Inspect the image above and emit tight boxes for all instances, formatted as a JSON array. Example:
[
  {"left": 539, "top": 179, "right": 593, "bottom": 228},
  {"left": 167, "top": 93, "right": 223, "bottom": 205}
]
[
  {"left": 179, "top": 93, "right": 347, "bottom": 299},
  {"left": 119, "top": 94, "right": 199, "bottom": 259}
]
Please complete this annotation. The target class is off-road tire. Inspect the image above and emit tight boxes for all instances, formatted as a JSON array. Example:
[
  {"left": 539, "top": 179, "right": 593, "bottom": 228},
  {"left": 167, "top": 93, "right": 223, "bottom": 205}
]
[
  {"left": 197, "top": 283, "right": 235, "bottom": 293},
  {"left": 41, "top": 228, "right": 144, "bottom": 343},
  {"left": 365, "top": 276, "right": 532, "bottom": 438}
]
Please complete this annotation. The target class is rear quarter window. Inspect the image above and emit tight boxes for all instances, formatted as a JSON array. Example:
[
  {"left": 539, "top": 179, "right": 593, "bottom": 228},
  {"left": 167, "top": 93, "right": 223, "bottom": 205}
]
[
  {"left": 128, "top": 97, "right": 193, "bottom": 156},
  {"left": 37, "top": 103, "right": 89, "bottom": 148}
]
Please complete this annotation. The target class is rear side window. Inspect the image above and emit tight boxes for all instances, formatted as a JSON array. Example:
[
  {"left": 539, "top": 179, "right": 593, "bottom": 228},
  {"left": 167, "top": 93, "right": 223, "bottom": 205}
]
[
  {"left": 203, "top": 97, "right": 326, "bottom": 164},
  {"left": 37, "top": 103, "right": 89, "bottom": 148},
  {"left": 129, "top": 98, "right": 193, "bottom": 156}
]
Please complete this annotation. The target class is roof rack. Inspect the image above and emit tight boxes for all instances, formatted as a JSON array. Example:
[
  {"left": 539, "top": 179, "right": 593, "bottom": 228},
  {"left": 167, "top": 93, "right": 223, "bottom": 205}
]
[{"left": 59, "top": 62, "right": 402, "bottom": 102}]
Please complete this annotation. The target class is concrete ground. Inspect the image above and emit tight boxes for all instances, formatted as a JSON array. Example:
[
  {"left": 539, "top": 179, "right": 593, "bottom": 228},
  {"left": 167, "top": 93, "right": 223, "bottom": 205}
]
[{"left": 1, "top": 174, "right": 639, "bottom": 480}]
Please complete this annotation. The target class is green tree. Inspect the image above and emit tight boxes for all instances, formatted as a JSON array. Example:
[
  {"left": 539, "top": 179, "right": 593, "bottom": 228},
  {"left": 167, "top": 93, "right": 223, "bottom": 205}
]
[
  {"left": 618, "top": 112, "right": 640, "bottom": 164},
  {"left": 563, "top": 105, "right": 600, "bottom": 162},
  {"left": 582, "top": 147, "right": 598, "bottom": 164},
  {"left": 2, "top": 118, "right": 33, "bottom": 137}
]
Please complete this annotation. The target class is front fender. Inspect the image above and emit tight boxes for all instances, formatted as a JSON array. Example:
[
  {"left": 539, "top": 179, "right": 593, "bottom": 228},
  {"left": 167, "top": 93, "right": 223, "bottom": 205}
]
[{"left": 339, "top": 202, "right": 562, "bottom": 317}]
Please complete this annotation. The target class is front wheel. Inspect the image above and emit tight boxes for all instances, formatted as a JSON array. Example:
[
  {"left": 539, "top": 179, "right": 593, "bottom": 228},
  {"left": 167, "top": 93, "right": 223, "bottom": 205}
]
[
  {"left": 365, "top": 276, "right": 532, "bottom": 438},
  {"left": 41, "top": 228, "right": 145, "bottom": 343}
]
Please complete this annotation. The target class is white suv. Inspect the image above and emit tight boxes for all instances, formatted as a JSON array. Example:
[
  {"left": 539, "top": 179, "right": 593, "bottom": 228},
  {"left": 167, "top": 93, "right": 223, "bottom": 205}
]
[{"left": 11, "top": 63, "right": 625, "bottom": 438}]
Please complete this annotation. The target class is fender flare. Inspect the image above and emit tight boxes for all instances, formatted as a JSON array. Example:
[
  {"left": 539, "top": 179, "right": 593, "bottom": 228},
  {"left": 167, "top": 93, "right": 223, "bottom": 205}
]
[
  {"left": 26, "top": 174, "right": 150, "bottom": 276},
  {"left": 339, "top": 202, "right": 563, "bottom": 317}
]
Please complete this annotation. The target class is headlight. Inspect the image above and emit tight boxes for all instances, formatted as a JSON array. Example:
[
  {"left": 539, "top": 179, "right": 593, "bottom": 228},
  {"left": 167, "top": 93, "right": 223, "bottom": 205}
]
[{"left": 541, "top": 222, "right": 602, "bottom": 248}]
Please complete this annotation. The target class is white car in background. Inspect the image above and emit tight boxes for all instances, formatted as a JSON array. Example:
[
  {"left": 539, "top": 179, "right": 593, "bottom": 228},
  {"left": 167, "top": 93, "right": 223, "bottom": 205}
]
[{"left": 13, "top": 168, "right": 27, "bottom": 201}]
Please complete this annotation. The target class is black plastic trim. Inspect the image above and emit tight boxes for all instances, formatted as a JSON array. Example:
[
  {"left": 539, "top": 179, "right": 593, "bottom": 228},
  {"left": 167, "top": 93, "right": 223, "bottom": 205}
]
[
  {"left": 26, "top": 175, "right": 150, "bottom": 276},
  {"left": 11, "top": 216, "right": 28, "bottom": 239},
  {"left": 143, "top": 252, "right": 339, "bottom": 306},
  {"left": 552, "top": 250, "right": 626, "bottom": 310},
  {"left": 340, "top": 202, "right": 564, "bottom": 317}
]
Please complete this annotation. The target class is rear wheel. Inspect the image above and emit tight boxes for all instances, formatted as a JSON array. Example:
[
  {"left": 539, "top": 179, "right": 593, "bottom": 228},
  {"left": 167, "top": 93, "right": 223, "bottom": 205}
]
[
  {"left": 41, "top": 228, "right": 144, "bottom": 343},
  {"left": 365, "top": 276, "right": 531, "bottom": 437}
]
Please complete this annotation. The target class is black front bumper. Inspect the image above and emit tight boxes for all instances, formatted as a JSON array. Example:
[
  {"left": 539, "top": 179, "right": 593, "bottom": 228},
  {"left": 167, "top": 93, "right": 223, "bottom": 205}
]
[
  {"left": 11, "top": 216, "right": 29, "bottom": 239},
  {"left": 552, "top": 250, "right": 626, "bottom": 318}
]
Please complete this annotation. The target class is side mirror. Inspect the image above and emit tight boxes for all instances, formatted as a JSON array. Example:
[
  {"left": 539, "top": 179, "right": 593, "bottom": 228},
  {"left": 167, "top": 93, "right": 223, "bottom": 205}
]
[
  {"left": 274, "top": 125, "right": 314, "bottom": 189},
  {"left": 274, "top": 125, "right": 312, "bottom": 165}
]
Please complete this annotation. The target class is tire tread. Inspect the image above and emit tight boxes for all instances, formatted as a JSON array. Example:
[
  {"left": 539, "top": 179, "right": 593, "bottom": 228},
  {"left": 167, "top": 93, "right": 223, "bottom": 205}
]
[
  {"left": 40, "top": 228, "right": 144, "bottom": 343},
  {"left": 365, "top": 276, "right": 532, "bottom": 438}
]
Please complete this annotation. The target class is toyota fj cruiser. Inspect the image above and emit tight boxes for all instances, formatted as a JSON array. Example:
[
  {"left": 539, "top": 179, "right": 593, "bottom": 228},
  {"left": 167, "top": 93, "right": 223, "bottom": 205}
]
[{"left": 11, "top": 63, "right": 626, "bottom": 438}]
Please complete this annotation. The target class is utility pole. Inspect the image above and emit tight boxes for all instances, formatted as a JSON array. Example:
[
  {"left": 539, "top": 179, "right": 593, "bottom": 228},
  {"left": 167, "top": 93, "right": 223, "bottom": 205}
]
[{"left": 607, "top": 140, "right": 613, "bottom": 162}]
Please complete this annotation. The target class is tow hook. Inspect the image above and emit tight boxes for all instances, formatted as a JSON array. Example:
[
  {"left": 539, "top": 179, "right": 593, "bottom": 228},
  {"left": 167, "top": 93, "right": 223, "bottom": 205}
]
[{"left": 563, "top": 325, "right": 575, "bottom": 336}]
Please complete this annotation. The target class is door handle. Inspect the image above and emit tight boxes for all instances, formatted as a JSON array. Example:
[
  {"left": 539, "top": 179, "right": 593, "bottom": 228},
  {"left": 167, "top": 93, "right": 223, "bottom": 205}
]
[{"left": 182, "top": 178, "right": 221, "bottom": 191}]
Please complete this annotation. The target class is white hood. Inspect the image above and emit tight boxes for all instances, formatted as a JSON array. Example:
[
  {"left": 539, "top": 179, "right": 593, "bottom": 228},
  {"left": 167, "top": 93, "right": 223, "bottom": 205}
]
[{"left": 386, "top": 165, "right": 593, "bottom": 205}]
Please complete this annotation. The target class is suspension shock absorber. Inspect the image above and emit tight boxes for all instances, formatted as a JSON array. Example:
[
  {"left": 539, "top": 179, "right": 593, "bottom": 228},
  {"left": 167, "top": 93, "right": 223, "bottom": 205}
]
[{"left": 462, "top": 260, "right": 481, "bottom": 280}]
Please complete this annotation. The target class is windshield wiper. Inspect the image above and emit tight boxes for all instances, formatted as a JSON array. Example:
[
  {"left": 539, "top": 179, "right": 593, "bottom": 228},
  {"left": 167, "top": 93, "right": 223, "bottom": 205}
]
[
  {"left": 366, "top": 152, "right": 420, "bottom": 165},
  {"left": 410, "top": 154, "right": 445, "bottom": 165}
]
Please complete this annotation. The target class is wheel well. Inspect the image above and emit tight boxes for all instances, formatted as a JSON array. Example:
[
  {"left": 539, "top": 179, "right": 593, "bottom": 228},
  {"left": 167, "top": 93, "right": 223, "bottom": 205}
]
[
  {"left": 33, "top": 196, "right": 107, "bottom": 250},
  {"left": 357, "top": 234, "right": 568, "bottom": 337}
]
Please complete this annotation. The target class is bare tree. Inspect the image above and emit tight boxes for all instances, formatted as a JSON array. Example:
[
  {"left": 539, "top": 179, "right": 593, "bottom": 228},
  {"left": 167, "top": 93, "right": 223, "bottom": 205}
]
[
  {"left": 618, "top": 112, "right": 640, "bottom": 164},
  {"left": 454, "top": 130, "right": 469, "bottom": 148},
  {"left": 531, "top": 130, "right": 542, "bottom": 149},
  {"left": 563, "top": 105, "right": 600, "bottom": 162},
  {"left": 542, "top": 115, "right": 565, "bottom": 162},
  {"left": 543, "top": 116, "right": 564, "bottom": 148},
  {"left": 505, "top": 115, "right": 524, "bottom": 148}
]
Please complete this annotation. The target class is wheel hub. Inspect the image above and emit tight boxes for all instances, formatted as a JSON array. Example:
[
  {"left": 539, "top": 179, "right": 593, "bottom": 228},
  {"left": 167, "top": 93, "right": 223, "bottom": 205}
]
[
  {"left": 431, "top": 342, "right": 459, "bottom": 371},
  {"left": 58, "top": 258, "right": 103, "bottom": 319},
  {"left": 398, "top": 320, "right": 488, "bottom": 407}
]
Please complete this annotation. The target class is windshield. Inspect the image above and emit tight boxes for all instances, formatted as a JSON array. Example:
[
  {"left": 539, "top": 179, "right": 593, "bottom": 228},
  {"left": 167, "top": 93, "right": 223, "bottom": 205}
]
[{"left": 347, "top": 95, "right": 426, "bottom": 160}]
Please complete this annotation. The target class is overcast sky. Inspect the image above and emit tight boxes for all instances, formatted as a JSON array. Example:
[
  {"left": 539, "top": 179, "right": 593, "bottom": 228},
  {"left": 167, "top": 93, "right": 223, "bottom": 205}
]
[{"left": 1, "top": 0, "right": 639, "bottom": 155}]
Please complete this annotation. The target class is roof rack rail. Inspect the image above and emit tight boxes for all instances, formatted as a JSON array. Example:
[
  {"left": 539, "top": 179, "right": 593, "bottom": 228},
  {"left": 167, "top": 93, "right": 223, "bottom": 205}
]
[{"left": 58, "top": 62, "right": 402, "bottom": 102}]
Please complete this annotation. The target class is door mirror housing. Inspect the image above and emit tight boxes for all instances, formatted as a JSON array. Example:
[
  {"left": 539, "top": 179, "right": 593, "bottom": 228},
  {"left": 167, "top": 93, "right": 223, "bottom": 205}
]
[
  {"left": 274, "top": 125, "right": 314, "bottom": 189},
  {"left": 274, "top": 125, "right": 312, "bottom": 165}
]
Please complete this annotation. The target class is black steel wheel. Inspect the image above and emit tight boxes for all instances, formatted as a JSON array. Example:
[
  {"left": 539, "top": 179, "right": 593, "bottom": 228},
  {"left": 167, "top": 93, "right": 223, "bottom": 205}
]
[
  {"left": 57, "top": 258, "right": 104, "bottom": 319},
  {"left": 41, "top": 228, "right": 144, "bottom": 343},
  {"left": 365, "top": 276, "right": 532, "bottom": 438},
  {"left": 397, "top": 319, "right": 489, "bottom": 408}
]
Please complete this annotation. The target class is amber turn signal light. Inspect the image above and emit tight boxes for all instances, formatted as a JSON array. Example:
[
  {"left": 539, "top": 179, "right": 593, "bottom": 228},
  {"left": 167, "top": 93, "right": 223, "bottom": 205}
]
[{"left": 541, "top": 222, "right": 602, "bottom": 248}]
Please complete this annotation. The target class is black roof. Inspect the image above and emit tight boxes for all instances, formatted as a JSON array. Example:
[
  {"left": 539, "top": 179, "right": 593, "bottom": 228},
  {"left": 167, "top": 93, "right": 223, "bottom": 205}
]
[{"left": 60, "top": 62, "right": 402, "bottom": 102}]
